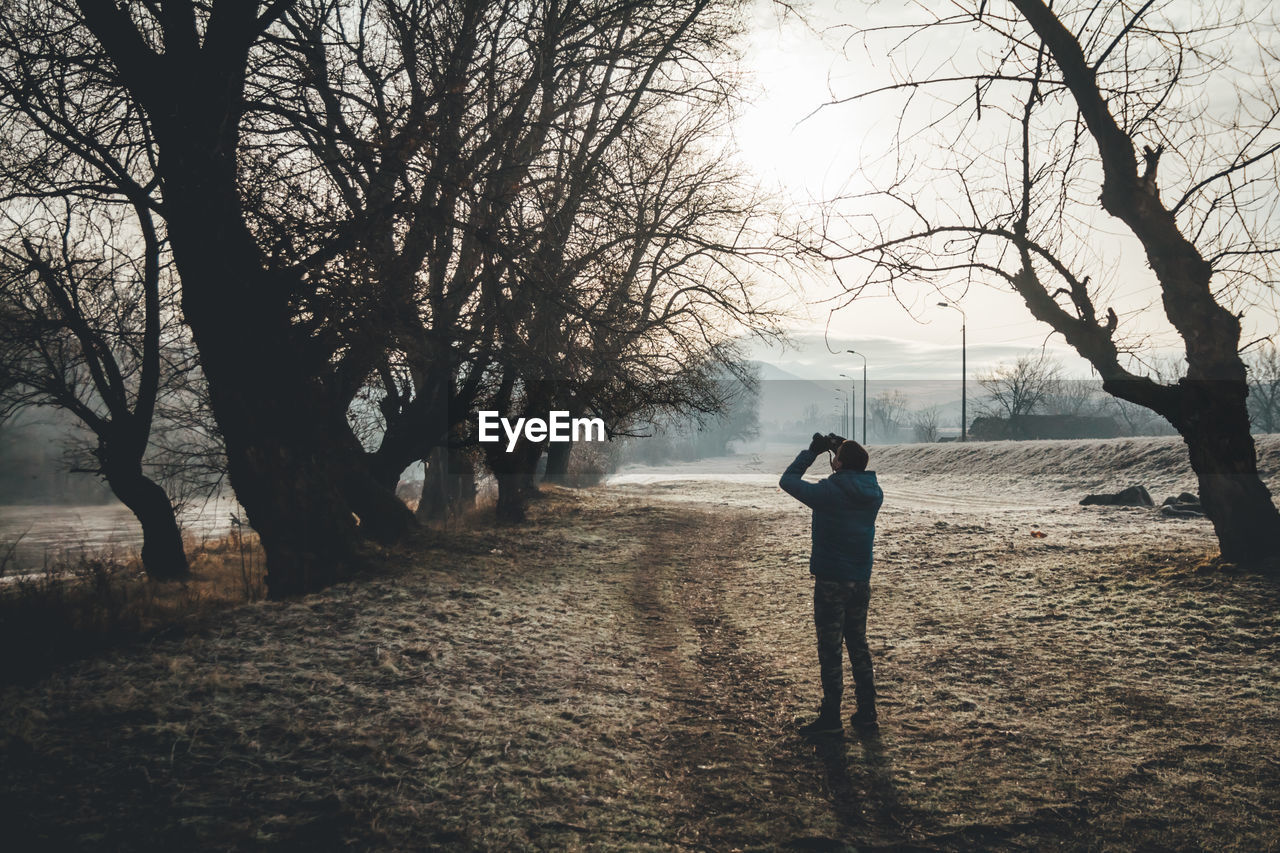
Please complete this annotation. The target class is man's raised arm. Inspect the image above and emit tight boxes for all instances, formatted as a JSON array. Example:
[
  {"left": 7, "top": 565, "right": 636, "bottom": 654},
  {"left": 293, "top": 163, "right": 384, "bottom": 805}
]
[{"left": 780, "top": 433, "right": 839, "bottom": 508}]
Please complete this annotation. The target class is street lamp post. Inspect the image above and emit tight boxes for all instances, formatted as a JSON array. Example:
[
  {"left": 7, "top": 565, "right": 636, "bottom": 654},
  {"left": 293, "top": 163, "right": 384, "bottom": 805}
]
[
  {"left": 846, "top": 350, "right": 867, "bottom": 444},
  {"left": 839, "top": 374, "right": 854, "bottom": 438},
  {"left": 829, "top": 386, "right": 849, "bottom": 435},
  {"left": 937, "top": 301, "right": 967, "bottom": 441},
  {"left": 833, "top": 388, "right": 850, "bottom": 436}
]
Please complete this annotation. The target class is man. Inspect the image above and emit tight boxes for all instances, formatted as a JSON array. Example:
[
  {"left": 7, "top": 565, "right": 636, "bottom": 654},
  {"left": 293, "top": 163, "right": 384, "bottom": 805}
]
[{"left": 780, "top": 433, "right": 884, "bottom": 735}]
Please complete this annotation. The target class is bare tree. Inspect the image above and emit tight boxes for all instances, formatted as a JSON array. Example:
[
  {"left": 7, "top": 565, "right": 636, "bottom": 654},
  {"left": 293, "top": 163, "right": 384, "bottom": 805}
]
[
  {"left": 978, "top": 354, "right": 1061, "bottom": 419},
  {"left": 0, "top": 0, "right": 432, "bottom": 597},
  {"left": 911, "top": 405, "right": 941, "bottom": 443},
  {"left": 0, "top": 0, "right": 798, "bottom": 590},
  {"left": 0, "top": 142, "right": 193, "bottom": 578},
  {"left": 869, "top": 390, "right": 909, "bottom": 442},
  {"left": 1247, "top": 343, "right": 1280, "bottom": 434},
  {"left": 511, "top": 90, "right": 790, "bottom": 496},
  {"left": 246, "top": 0, "right": 782, "bottom": 523},
  {"left": 1045, "top": 377, "right": 1102, "bottom": 417},
  {"left": 827, "top": 1, "right": 1280, "bottom": 566}
]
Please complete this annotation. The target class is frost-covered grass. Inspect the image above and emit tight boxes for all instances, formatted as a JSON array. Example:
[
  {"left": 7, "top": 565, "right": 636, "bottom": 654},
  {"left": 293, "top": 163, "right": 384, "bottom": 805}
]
[{"left": 3, "top": 438, "right": 1279, "bottom": 850}]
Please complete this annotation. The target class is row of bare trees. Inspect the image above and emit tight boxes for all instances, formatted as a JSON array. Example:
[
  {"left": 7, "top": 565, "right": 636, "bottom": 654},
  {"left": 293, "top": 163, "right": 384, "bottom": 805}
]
[
  {"left": 976, "top": 349, "right": 1280, "bottom": 435},
  {"left": 0, "top": 0, "right": 788, "bottom": 595},
  {"left": 790, "top": 345, "right": 1279, "bottom": 445}
]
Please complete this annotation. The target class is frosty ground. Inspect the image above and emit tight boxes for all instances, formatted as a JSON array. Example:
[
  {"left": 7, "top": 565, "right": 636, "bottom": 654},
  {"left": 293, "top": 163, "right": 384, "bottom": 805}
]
[{"left": 2, "top": 436, "right": 1279, "bottom": 851}]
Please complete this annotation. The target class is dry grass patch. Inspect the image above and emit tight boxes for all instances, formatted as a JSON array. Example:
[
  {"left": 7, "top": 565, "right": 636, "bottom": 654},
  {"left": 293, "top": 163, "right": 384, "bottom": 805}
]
[
  {"left": 0, "top": 532, "right": 266, "bottom": 684},
  {"left": 2, "top": 484, "right": 1279, "bottom": 851}
]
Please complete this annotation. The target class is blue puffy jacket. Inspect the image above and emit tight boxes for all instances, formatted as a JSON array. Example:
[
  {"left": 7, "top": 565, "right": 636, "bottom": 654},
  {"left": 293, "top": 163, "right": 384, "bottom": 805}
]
[{"left": 779, "top": 449, "right": 884, "bottom": 582}]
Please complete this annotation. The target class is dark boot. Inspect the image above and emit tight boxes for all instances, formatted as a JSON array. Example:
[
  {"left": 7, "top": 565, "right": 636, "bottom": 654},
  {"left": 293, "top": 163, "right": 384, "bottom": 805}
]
[
  {"left": 798, "top": 702, "right": 843, "bottom": 735},
  {"left": 850, "top": 687, "right": 878, "bottom": 732}
]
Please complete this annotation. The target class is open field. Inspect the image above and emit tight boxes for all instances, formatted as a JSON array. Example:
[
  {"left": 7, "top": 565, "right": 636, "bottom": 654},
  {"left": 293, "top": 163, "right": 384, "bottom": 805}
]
[{"left": 2, "top": 436, "right": 1279, "bottom": 850}]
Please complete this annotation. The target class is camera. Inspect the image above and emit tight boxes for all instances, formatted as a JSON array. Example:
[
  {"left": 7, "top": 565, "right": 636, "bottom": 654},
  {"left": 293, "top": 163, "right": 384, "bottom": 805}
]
[{"left": 810, "top": 432, "right": 845, "bottom": 454}]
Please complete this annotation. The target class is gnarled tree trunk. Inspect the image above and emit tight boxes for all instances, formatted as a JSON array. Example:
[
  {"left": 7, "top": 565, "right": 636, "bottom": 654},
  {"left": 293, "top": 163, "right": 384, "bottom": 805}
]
[
  {"left": 487, "top": 437, "right": 544, "bottom": 523},
  {"left": 75, "top": 4, "right": 414, "bottom": 596},
  {"left": 416, "top": 445, "right": 478, "bottom": 522},
  {"left": 416, "top": 447, "right": 448, "bottom": 522},
  {"left": 1005, "top": 0, "right": 1280, "bottom": 570},
  {"left": 1176, "top": 381, "right": 1280, "bottom": 566},
  {"left": 101, "top": 461, "right": 189, "bottom": 581},
  {"left": 519, "top": 442, "right": 546, "bottom": 497},
  {"left": 543, "top": 440, "right": 572, "bottom": 485}
]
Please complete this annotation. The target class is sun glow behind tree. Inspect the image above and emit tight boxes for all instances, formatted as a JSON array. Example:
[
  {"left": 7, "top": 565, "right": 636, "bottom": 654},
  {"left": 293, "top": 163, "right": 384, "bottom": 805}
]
[{"left": 729, "top": 0, "right": 1280, "bottom": 370}]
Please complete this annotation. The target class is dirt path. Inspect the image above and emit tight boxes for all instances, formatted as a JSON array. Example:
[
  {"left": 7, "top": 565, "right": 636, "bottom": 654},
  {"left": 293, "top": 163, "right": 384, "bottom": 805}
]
[
  {"left": 2, "top": 484, "right": 1279, "bottom": 850},
  {"left": 625, "top": 477, "right": 1280, "bottom": 851},
  {"left": 624, "top": 506, "right": 856, "bottom": 849}
]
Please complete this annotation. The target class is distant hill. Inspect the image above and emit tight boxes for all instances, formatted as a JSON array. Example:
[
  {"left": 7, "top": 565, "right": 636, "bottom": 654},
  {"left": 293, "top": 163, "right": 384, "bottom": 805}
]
[{"left": 753, "top": 362, "right": 841, "bottom": 437}]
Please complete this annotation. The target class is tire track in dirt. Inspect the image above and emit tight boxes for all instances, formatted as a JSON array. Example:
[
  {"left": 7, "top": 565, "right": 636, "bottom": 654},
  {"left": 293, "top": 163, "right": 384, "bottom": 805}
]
[
  {"left": 624, "top": 507, "right": 798, "bottom": 848},
  {"left": 618, "top": 492, "right": 1184, "bottom": 852},
  {"left": 624, "top": 505, "right": 890, "bottom": 850}
]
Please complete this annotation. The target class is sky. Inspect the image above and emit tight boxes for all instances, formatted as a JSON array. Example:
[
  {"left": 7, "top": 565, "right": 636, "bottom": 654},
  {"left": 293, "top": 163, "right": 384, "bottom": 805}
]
[{"left": 730, "top": 0, "right": 1280, "bottom": 382}]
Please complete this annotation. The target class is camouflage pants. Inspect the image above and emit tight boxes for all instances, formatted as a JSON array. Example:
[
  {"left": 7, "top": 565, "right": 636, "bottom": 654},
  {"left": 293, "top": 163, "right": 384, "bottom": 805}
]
[{"left": 813, "top": 578, "right": 875, "bottom": 713}]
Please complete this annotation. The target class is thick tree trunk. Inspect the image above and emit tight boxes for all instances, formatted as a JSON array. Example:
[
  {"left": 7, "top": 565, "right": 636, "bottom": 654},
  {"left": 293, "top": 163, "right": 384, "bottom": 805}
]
[
  {"left": 519, "top": 443, "right": 546, "bottom": 498},
  {"left": 487, "top": 439, "right": 543, "bottom": 523},
  {"left": 102, "top": 465, "right": 189, "bottom": 581},
  {"left": 543, "top": 440, "right": 572, "bottom": 484},
  {"left": 416, "top": 446, "right": 479, "bottom": 521},
  {"left": 1177, "top": 381, "right": 1280, "bottom": 568},
  {"left": 215, "top": 416, "right": 359, "bottom": 597},
  {"left": 494, "top": 467, "right": 525, "bottom": 523},
  {"left": 454, "top": 448, "right": 477, "bottom": 512},
  {"left": 416, "top": 447, "right": 448, "bottom": 522},
  {"left": 149, "top": 92, "right": 410, "bottom": 596},
  {"left": 173, "top": 260, "right": 369, "bottom": 597}
]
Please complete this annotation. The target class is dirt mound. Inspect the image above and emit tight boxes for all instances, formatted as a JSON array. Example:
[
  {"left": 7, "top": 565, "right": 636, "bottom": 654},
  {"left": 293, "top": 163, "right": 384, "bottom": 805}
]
[{"left": 869, "top": 434, "right": 1280, "bottom": 494}]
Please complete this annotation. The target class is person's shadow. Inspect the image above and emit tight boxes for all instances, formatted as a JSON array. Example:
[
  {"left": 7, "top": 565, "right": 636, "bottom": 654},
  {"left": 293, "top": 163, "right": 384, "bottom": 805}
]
[
  {"left": 810, "top": 735, "right": 861, "bottom": 828},
  {"left": 809, "top": 729, "right": 905, "bottom": 831}
]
